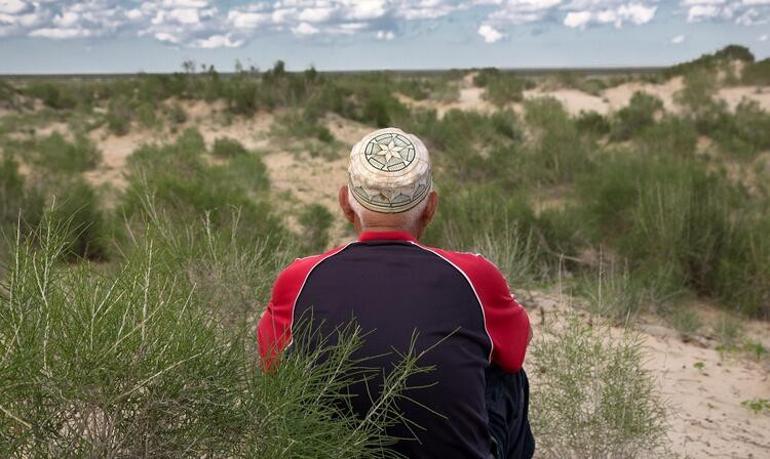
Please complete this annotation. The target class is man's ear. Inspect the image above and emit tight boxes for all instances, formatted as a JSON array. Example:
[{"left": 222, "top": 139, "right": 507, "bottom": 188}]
[
  {"left": 420, "top": 191, "right": 439, "bottom": 227},
  {"left": 339, "top": 185, "right": 356, "bottom": 224}
]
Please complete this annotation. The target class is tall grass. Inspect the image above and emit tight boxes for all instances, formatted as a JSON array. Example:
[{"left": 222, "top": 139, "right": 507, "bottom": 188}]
[
  {"left": 530, "top": 314, "right": 668, "bottom": 458},
  {"left": 0, "top": 214, "right": 421, "bottom": 457}
]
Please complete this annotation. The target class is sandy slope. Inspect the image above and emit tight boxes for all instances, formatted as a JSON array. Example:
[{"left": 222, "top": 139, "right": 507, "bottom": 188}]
[{"left": 525, "top": 291, "right": 770, "bottom": 459}]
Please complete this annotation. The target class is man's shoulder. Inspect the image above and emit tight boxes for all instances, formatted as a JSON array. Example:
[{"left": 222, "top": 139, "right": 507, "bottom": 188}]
[
  {"left": 274, "top": 243, "right": 353, "bottom": 288},
  {"left": 416, "top": 244, "right": 511, "bottom": 291}
]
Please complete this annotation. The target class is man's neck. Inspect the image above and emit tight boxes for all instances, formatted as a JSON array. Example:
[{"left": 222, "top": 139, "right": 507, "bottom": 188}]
[{"left": 359, "top": 225, "right": 420, "bottom": 240}]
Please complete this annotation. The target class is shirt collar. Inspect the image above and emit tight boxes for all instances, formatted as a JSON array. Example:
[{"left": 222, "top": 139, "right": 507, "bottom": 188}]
[{"left": 358, "top": 230, "right": 417, "bottom": 243}]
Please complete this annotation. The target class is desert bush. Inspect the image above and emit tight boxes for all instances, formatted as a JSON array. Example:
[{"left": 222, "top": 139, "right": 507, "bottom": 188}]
[
  {"left": 574, "top": 154, "right": 760, "bottom": 306},
  {"left": 223, "top": 75, "right": 260, "bottom": 115},
  {"left": 299, "top": 203, "right": 334, "bottom": 253},
  {"left": 524, "top": 97, "right": 591, "bottom": 183},
  {"left": 742, "top": 58, "right": 770, "bottom": 85},
  {"left": 212, "top": 137, "right": 249, "bottom": 158},
  {"left": 273, "top": 111, "right": 334, "bottom": 144},
  {"left": 425, "top": 185, "right": 538, "bottom": 249},
  {"left": 477, "top": 71, "right": 535, "bottom": 106},
  {"left": 610, "top": 92, "right": 663, "bottom": 141},
  {"left": 637, "top": 115, "right": 697, "bottom": 158},
  {"left": 676, "top": 68, "right": 719, "bottom": 118},
  {"left": 47, "top": 178, "right": 109, "bottom": 260},
  {"left": 209, "top": 154, "right": 271, "bottom": 196},
  {"left": 578, "top": 260, "right": 649, "bottom": 324},
  {"left": 0, "top": 156, "right": 44, "bottom": 232},
  {"left": 135, "top": 101, "right": 160, "bottom": 129},
  {"left": 165, "top": 103, "right": 187, "bottom": 125},
  {"left": 23, "top": 82, "right": 78, "bottom": 110},
  {"left": 666, "top": 44, "right": 754, "bottom": 78},
  {"left": 0, "top": 217, "right": 417, "bottom": 457},
  {"left": 106, "top": 97, "right": 132, "bottom": 135},
  {"left": 121, "top": 129, "right": 284, "bottom": 244},
  {"left": 33, "top": 132, "right": 101, "bottom": 173},
  {"left": 664, "top": 306, "right": 702, "bottom": 339},
  {"left": 463, "top": 228, "right": 546, "bottom": 288},
  {"left": 530, "top": 314, "right": 667, "bottom": 458},
  {"left": 575, "top": 111, "right": 610, "bottom": 136}
]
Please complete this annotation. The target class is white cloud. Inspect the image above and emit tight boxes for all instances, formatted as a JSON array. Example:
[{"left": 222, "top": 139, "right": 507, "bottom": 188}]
[
  {"left": 0, "top": 0, "right": 27, "bottom": 15},
  {"left": 5, "top": 0, "right": 765, "bottom": 50},
  {"left": 292, "top": 21, "right": 319, "bottom": 36},
  {"left": 681, "top": 0, "right": 770, "bottom": 25},
  {"left": 30, "top": 27, "right": 91, "bottom": 39},
  {"left": 760, "top": 34, "right": 769, "bottom": 41},
  {"left": 671, "top": 34, "right": 685, "bottom": 43},
  {"left": 564, "top": 10, "right": 592, "bottom": 28},
  {"left": 154, "top": 31, "right": 180, "bottom": 44},
  {"left": 478, "top": 24, "right": 504, "bottom": 43},
  {"left": 228, "top": 10, "right": 270, "bottom": 29},
  {"left": 195, "top": 33, "right": 243, "bottom": 48}
]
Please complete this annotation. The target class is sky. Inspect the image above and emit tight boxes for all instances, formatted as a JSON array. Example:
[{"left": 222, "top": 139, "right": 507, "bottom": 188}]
[{"left": 1, "top": 1, "right": 769, "bottom": 74}]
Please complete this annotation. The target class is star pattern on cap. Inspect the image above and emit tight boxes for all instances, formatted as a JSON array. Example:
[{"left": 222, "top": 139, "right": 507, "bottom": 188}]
[{"left": 372, "top": 135, "right": 408, "bottom": 170}]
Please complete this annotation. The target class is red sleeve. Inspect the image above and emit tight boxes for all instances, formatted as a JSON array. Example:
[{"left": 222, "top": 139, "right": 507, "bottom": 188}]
[
  {"left": 256, "top": 245, "right": 350, "bottom": 370},
  {"left": 256, "top": 256, "right": 316, "bottom": 370},
  {"left": 429, "top": 248, "right": 530, "bottom": 373}
]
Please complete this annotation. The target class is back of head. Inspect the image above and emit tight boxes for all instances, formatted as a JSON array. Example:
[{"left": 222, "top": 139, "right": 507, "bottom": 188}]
[{"left": 346, "top": 127, "right": 433, "bottom": 233}]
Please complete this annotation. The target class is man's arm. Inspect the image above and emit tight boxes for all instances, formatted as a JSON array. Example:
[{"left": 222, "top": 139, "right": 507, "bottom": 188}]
[
  {"left": 257, "top": 245, "right": 352, "bottom": 370},
  {"left": 257, "top": 256, "right": 321, "bottom": 369},
  {"left": 428, "top": 248, "right": 531, "bottom": 373}
]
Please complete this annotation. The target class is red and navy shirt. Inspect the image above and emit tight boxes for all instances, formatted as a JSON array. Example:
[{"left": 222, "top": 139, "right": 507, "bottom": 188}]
[{"left": 257, "top": 231, "right": 530, "bottom": 458}]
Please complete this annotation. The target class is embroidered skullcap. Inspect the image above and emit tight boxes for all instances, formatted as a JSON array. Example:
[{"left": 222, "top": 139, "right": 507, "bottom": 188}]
[{"left": 348, "top": 127, "right": 432, "bottom": 214}]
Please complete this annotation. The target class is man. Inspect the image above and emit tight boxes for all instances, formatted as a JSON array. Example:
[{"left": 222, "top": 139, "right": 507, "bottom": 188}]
[{"left": 258, "top": 127, "right": 534, "bottom": 458}]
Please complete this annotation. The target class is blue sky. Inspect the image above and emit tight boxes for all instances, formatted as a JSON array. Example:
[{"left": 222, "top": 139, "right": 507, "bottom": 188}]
[{"left": 1, "top": 1, "right": 769, "bottom": 74}]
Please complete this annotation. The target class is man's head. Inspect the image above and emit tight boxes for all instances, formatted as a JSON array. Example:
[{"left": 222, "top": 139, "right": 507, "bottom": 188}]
[{"left": 339, "top": 127, "right": 438, "bottom": 239}]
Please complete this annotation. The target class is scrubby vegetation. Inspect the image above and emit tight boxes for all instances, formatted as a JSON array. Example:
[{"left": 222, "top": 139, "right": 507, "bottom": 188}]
[
  {"left": 1, "top": 43, "right": 769, "bottom": 455},
  {"left": 530, "top": 315, "right": 667, "bottom": 458}
]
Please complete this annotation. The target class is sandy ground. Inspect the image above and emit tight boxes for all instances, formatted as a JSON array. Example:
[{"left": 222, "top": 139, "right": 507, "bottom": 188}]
[
  {"left": 397, "top": 72, "right": 497, "bottom": 118},
  {"left": 523, "top": 88, "right": 610, "bottom": 116},
  {"left": 718, "top": 86, "right": 770, "bottom": 112},
  {"left": 526, "top": 291, "right": 770, "bottom": 459}
]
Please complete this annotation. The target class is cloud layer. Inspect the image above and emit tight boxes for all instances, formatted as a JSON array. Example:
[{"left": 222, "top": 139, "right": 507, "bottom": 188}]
[{"left": 0, "top": 0, "right": 768, "bottom": 48}]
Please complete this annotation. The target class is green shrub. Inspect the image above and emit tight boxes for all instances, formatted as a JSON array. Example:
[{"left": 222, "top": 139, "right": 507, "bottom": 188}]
[
  {"left": 212, "top": 137, "right": 249, "bottom": 158},
  {"left": 530, "top": 314, "right": 667, "bottom": 458},
  {"left": 575, "top": 111, "right": 610, "bottom": 136},
  {"left": 665, "top": 306, "right": 702, "bottom": 339},
  {"left": 637, "top": 115, "right": 697, "bottom": 158},
  {"left": 30, "top": 132, "right": 101, "bottom": 173},
  {"left": 610, "top": 92, "right": 663, "bottom": 141},
  {"left": 273, "top": 111, "right": 335, "bottom": 146},
  {"left": 714, "top": 314, "right": 744, "bottom": 351},
  {"left": 742, "top": 58, "right": 770, "bottom": 85},
  {"left": 676, "top": 68, "right": 718, "bottom": 118},
  {"left": 666, "top": 44, "right": 754, "bottom": 78},
  {"left": 47, "top": 179, "right": 109, "bottom": 260},
  {"left": 106, "top": 98, "right": 132, "bottom": 136},
  {"left": 574, "top": 154, "right": 765, "bottom": 308},
  {"left": 0, "top": 218, "right": 417, "bottom": 457},
  {"left": 524, "top": 97, "right": 591, "bottom": 183},
  {"left": 0, "top": 156, "right": 44, "bottom": 232},
  {"left": 578, "top": 261, "right": 648, "bottom": 324},
  {"left": 425, "top": 185, "right": 539, "bottom": 250},
  {"left": 479, "top": 72, "right": 535, "bottom": 106},
  {"left": 121, "top": 129, "right": 284, "bottom": 244},
  {"left": 299, "top": 204, "right": 334, "bottom": 252},
  {"left": 23, "top": 82, "right": 77, "bottom": 110},
  {"left": 166, "top": 103, "right": 187, "bottom": 125}
]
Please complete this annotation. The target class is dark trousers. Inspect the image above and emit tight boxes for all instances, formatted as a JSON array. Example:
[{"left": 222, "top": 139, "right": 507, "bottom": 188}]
[{"left": 485, "top": 367, "right": 535, "bottom": 459}]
